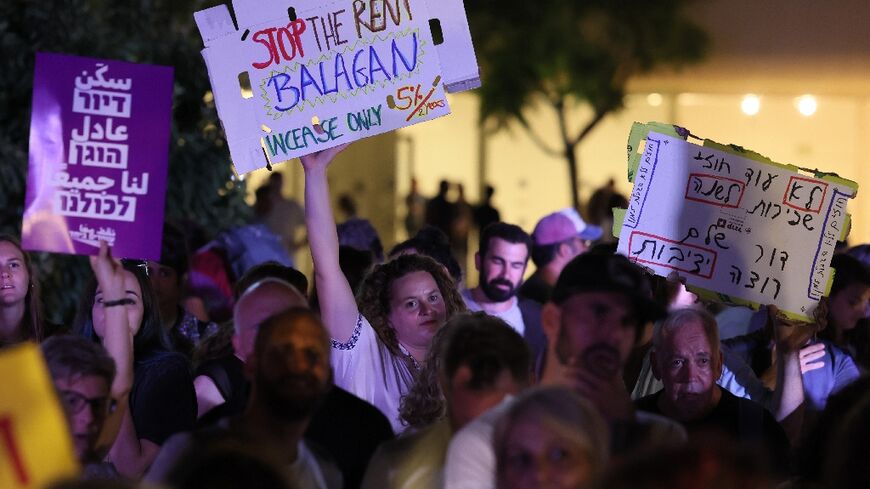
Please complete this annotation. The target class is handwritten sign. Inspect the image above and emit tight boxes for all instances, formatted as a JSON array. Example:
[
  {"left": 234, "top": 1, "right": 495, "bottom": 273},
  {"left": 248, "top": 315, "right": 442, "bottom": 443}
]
[
  {"left": 617, "top": 123, "right": 859, "bottom": 320},
  {"left": 0, "top": 343, "right": 79, "bottom": 488},
  {"left": 194, "top": 0, "right": 480, "bottom": 174},
  {"left": 22, "top": 52, "right": 173, "bottom": 260}
]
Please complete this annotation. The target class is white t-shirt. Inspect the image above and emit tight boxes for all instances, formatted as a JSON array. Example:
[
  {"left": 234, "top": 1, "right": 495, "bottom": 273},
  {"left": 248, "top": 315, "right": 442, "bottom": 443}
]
[
  {"left": 461, "top": 289, "right": 525, "bottom": 337},
  {"left": 331, "top": 314, "right": 416, "bottom": 433}
]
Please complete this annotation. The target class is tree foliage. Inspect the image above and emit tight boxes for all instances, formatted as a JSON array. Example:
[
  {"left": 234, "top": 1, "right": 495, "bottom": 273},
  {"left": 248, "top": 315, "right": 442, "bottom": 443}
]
[
  {"left": 0, "top": 0, "right": 251, "bottom": 324},
  {"left": 467, "top": 0, "right": 709, "bottom": 209}
]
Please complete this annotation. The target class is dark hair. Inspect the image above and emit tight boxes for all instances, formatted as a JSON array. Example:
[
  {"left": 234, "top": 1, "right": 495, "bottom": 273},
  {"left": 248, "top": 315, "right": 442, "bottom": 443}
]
[
  {"left": 830, "top": 253, "right": 870, "bottom": 297},
  {"left": 478, "top": 222, "right": 532, "bottom": 260},
  {"left": 337, "top": 218, "right": 384, "bottom": 262},
  {"left": 389, "top": 226, "right": 463, "bottom": 284},
  {"left": 74, "top": 260, "right": 170, "bottom": 360},
  {"left": 552, "top": 252, "right": 665, "bottom": 337},
  {"left": 0, "top": 234, "right": 44, "bottom": 343},
  {"left": 358, "top": 254, "right": 467, "bottom": 360},
  {"left": 234, "top": 262, "right": 309, "bottom": 300},
  {"left": 399, "top": 312, "right": 531, "bottom": 428},
  {"left": 443, "top": 313, "right": 530, "bottom": 389},
  {"left": 530, "top": 241, "right": 561, "bottom": 268},
  {"left": 254, "top": 307, "right": 327, "bottom": 357},
  {"left": 159, "top": 222, "right": 190, "bottom": 279},
  {"left": 42, "top": 334, "right": 116, "bottom": 384}
]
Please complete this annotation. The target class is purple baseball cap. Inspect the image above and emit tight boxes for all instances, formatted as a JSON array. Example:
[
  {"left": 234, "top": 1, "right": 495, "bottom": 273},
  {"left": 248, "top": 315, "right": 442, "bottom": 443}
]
[{"left": 532, "top": 208, "right": 603, "bottom": 246}]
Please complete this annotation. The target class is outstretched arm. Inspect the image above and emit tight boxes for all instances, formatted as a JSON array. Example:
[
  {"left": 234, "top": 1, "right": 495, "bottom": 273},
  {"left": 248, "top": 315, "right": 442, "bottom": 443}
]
[{"left": 300, "top": 144, "right": 360, "bottom": 342}]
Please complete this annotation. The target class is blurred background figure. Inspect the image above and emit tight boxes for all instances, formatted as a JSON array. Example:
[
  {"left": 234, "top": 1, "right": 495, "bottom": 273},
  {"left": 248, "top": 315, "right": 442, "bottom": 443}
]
[
  {"left": 583, "top": 179, "right": 628, "bottom": 245},
  {"left": 258, "top": 172, "right": 305, "bottom": 260},
  {"left": 426, "top": 180, "right": 456, "bottom": 240},
  {"left": 473, "top": 185, "right": 501, "bottom": 234},
  {"left": 404, "top": 177, "right": 428, "bottom": 238},
  {"left": 521, "top": 209, "right": 602, "bottom": 304},
  {"left": 494, "top": 387, "right": 610, "bottom": 489}
]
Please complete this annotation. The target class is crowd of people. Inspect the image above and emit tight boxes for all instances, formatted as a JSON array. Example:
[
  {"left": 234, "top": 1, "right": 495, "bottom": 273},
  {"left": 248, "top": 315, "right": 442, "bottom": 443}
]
[{"left": 2, "top": 143, "right": 870, "bottom": 489}]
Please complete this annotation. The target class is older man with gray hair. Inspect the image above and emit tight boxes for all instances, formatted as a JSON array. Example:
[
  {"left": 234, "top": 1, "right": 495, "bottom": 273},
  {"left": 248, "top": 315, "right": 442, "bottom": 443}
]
[{"left": 635, "top": 308, "right": 790, "bottom": 472}]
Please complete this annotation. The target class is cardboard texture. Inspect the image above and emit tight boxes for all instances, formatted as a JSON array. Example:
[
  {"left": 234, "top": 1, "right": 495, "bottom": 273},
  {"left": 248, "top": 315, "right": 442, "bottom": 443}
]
[
  {"left": 617, "top": 122, "right": 859, "bottom": 320},
  {"left": 195, "top": 0, "right": 480, "bottom": 173}
]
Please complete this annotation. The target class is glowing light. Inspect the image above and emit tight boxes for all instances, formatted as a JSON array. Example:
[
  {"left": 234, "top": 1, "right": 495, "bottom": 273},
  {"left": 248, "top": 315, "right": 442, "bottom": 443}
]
[
  {"left": 647, "top": 93, "right": 663, "bottom": 107},
  {"left": 741, "top": 94, "right": 761, "bottom": 116},
  {"left": 796, "top": 95, "right": 817, "bottom": 116}
]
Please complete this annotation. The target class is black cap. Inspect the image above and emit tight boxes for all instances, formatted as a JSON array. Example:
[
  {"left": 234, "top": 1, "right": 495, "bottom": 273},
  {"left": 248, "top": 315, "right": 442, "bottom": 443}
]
[{"left": 551, "top": 252, "right": 667, "bottom": 325}]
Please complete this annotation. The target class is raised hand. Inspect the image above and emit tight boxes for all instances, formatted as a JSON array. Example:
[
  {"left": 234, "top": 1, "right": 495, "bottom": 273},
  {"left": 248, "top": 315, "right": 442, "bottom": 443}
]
[
  {"left": 299, "top": 143, "right": 351, "bottom": 173},
  {"left": 89, "top": 241, "right": 126, "bottom": 300}
]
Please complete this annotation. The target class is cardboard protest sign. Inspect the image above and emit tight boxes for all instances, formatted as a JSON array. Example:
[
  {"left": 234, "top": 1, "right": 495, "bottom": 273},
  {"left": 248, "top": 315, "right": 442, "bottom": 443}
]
[
  {"left": 0, "top": 343, "right": 79, "bottom": 488},
  {"left": 616, "top": 122, "right": 859, "bottom": 320},
  {"left": 22, "top": 52, "right": 173, "bottom": 260},
  {"left": 194, "top": 0, "right": 480, "bottom": 174}
]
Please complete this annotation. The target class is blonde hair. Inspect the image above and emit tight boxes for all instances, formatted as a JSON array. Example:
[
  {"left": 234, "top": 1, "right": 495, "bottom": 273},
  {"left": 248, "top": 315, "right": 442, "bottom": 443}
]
[{"left": 494, "top": 387, "right": 610, "bottom": 484}]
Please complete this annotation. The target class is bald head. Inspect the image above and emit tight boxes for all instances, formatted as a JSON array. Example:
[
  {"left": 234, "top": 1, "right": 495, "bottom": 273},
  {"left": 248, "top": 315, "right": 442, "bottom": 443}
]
[{"left": 234, "top": 278, "right": 308, "bottom": 362}]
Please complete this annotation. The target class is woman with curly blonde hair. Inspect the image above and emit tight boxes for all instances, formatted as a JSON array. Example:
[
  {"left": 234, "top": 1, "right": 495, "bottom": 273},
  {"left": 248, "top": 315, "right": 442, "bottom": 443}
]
[{"left": 301, "top": 145, "right": 466, "bottom": 432}]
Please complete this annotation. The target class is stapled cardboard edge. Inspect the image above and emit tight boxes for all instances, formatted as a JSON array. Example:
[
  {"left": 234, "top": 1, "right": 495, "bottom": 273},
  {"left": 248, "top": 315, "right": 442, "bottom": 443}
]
[{"left": 626, "top": 122, "right": 686, "bottom": 183}]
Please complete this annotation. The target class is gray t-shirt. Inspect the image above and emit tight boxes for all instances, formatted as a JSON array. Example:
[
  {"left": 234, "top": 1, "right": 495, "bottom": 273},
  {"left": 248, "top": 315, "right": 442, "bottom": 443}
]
[{"left": 461, "top": 289, "right": 525, "bottom": 337}]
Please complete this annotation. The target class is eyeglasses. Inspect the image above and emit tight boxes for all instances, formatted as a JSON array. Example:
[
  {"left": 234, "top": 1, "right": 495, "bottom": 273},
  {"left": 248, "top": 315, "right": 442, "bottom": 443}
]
[{"left": 58, "top": 390, "right": 112, "bottom": 415}]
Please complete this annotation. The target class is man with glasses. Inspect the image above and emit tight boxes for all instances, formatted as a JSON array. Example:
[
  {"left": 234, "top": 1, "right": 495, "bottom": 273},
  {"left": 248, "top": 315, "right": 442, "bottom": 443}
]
[
  {"left": 520, "top": 208, "right": 602, "bottom": 304},
  {"left": 42, "top": 335, "right": 117, "bottom": 477}
]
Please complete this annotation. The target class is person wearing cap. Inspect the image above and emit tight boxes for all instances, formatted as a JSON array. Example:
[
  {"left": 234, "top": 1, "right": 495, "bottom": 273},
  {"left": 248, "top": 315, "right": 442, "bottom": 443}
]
[
  {"left": 461, "top": 222, "right": 548, "bottom": 366},
  {"left": 520, "top": 208, "right": 602, "bottom": 304},
  {"left": 442, "top": 252, "right": 686, "bottom": 489}
]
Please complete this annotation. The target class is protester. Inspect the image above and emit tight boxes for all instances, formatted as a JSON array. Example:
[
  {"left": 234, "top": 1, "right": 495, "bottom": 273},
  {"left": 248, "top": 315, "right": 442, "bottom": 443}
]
[
  {"left": 42, "top": 335, "right": 118, "bottom": 478},
  {"left": 404, "top": 177, "right": 427, "bottom": 238},
  {"left": 493, "top": 387, "right": 610, "bottom": 489},
  {"left": 442, "top": 252, "right": 685, "bottom": 489},
  {"left": 425, "top": 180, "right": 455, "bottom": 240},
  {"left": 301, "top": 144, "right": 466, "bottom": 432},
  {"left": 146, "top": 308, "right": 342, "bottom": 488},
  {"left": 520, "top": 208, "right": 602, "bottom": 304},
  {"left": 337, "top": 218, "right": 384, "bottom": 263},
  {"left": 75, "top": 243, "right": 196, "bottom": 478},
  {"left": 260, "top": 171, "right": 306, "bottom": 260},
  {"left": 228, "top": 274, "right": 393, "bottom": 488},
  {"left": 0, "top": 234, "right": 44, "bottom": 346},
  {"left": 473, "top": 185, "right": 500, "bottom": 233},
  {"left": 818, "top": 253, "right": 870, "bottom": 364},
  {"left": 450, "top": 183, "right": 474, "bottom": 268},
  {"left": 635, "top": 308, "right": 790, "bottom": 472},
  {"left": 363, "top": 312, "right": 530, "bottom": 489},
  {"left": 461, "top": 223, "right": 547, "bottom": 363},
  {"left": 724, "top": 292, "right": 860, "bottom": 413},
  {"left": 146, "top": 223, "right": 217, "bottom": 358},
  {"left": 390, "top": 226, "right": 463, "bottom": 286}
]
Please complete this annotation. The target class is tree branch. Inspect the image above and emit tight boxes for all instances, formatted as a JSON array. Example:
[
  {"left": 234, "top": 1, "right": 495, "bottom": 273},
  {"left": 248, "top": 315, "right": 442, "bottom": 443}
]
[
  {"left": 572, "top": 109, "right": 609, "bottom": 147},
  {"left": 517, "top": 117, "right": 562, "bottom": 158}
]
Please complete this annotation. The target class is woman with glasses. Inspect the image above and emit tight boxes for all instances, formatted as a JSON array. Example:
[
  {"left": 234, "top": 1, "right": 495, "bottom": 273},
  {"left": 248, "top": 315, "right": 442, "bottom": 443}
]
[{"left": 75, "top": 242, "right": 196, "bottom": 479}]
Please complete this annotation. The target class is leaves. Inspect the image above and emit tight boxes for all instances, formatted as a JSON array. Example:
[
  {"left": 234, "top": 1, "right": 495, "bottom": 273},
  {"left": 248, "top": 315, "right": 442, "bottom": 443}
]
[
  {"left": 466, "top": 0, "right": 709, "bottom": 208},
  {"left": 0, "top": 0, "right": 250, "bottom": 324}
]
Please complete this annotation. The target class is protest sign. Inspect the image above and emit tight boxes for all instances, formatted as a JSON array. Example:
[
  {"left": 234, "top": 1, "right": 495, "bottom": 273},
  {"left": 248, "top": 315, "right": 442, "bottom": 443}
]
[
  {"left": 22, "top": 52, "right": 173, "bottom": 260},
  {"left": 616, "top": 122, "right": 859, "bottom": 320},
  {"left": 0, "top": 343, "right": 79, "bottom": 488},
  {"left": 194, "top": 0, "right": 480, "bottom": 174}
]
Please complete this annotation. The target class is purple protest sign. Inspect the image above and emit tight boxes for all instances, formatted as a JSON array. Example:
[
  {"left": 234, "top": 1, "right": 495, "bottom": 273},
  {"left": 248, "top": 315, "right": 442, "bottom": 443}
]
[{"left": 22, "top": 52, "right": 173, "bottom": 260}]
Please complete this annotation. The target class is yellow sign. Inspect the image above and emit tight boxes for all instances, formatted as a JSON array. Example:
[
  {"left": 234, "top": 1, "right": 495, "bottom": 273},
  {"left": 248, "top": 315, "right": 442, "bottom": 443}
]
[{"left": 0, "top": 343, "right": 79, "bottom": 488}]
